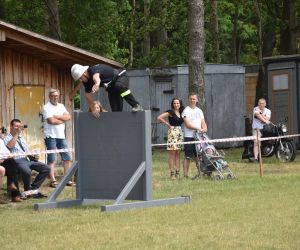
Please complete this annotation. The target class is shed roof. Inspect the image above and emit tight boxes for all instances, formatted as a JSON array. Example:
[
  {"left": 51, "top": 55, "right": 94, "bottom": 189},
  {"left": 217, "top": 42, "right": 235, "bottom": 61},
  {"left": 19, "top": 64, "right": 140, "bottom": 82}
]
[
  {"left": 0, "top": 20, "right": 123, "bottom": 69},
  {"left": 263, "top": 54, "right": 300, "bottom": 63}
]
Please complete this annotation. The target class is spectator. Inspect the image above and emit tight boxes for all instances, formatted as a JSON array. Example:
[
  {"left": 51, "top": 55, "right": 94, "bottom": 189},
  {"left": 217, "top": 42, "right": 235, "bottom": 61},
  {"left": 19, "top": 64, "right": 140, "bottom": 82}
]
[
  {"left": 3, "top": 119, "right": 50, "bottom": 193},
  {"left": 71, "top": 64, "right": 143, "bottom": 117},
  {"left": 182, "top": 93, "right": 208, "bottom": 178},
  {"left": 0, "top": 129, "right": 22, "bottom": 202},
  {"left": 88, "top": 100, "right": 107, "bottom": 113},
  {"left": 42, "top": 89, "right": 74, "bottom": 188},
  {"left": 0, "top": 165, "right": 5, "bottom": 203},
  {"left": 252, "top": 98, "right": 271, "bottom": 162},
  {"left": 157, "top": 97, "right": 184, "bottom": 180}
]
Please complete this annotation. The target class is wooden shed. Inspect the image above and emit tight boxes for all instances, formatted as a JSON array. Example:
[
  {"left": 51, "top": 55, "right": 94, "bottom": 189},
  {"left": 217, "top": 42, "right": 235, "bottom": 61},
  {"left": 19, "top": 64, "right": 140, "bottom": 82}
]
[
  {"left": 263, "top": 54, "right": 300, "bottom": 147},
  {"left": 0, "top": 20, "right": 122, "bottom": 158}
]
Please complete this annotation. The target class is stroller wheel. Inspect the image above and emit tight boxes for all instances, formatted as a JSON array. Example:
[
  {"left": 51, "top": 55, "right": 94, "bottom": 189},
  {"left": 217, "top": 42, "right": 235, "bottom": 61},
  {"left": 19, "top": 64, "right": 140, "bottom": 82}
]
[
  {"left": 227, "top": 173, "right": 235, "bottom": 180},
  {"left": 213, "top": 174, "right": 222, "bottom": 181}
]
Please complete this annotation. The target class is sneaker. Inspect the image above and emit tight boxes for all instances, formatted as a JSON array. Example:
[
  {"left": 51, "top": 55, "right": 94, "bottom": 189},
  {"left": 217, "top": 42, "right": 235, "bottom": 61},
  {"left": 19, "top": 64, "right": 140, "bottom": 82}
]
[
  {"left": 132, "top": 104, "right": 143, "bottom": 112},
  {"left": 21, "top": 189, "right": 39, "bottom": 198}
]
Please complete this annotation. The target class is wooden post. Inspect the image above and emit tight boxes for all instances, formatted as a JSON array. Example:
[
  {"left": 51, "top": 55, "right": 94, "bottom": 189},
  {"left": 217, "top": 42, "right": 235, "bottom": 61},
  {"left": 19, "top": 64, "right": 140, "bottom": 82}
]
[{"left": 257, "top": 129, "right": 263, "bottom": 177}]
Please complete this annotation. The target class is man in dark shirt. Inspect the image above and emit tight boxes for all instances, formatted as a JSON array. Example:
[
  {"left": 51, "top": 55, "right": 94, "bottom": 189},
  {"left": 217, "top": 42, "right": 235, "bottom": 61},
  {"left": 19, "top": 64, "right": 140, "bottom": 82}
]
[{"left": 71, "top": 64, "right": 143, "bottom": 117}]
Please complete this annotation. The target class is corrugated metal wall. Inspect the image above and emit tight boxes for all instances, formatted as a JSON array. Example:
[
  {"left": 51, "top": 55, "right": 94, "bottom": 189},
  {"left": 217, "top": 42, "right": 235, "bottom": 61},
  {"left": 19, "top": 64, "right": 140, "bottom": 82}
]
[{"left": 81, "top": 64, "right": 245, "bottom": 147}]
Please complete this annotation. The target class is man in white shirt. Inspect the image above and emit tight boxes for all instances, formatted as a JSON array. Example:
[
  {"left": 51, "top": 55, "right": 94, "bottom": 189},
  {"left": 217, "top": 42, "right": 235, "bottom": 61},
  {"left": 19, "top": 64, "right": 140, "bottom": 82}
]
[
  {"left": 182, "top": 93, "right": 208, "bottom": 178},
  {"left": 252, "top": 98, "right": 271, "bottom": 161},
  {"left": 42, "top": 89, "right": 73, "bottom": 188}
]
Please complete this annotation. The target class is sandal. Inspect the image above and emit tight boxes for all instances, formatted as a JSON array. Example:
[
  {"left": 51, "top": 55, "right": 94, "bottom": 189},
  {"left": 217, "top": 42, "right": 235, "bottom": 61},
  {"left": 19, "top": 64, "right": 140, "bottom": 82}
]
[
  {"left": 49, "top": 181, "right": 58, "bottom": 188},
  {"left": 66, "top": 181, "right": 76, "bottom": 187}
]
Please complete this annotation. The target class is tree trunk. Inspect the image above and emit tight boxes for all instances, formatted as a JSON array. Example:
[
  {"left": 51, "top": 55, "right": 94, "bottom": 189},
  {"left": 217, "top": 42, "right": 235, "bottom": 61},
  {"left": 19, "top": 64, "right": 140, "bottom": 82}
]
[
  {"left": 262, "top": 21, "right": 276, "bottom": 57},
  {"left": 129, "top": 0, "right": 136, "bottom": 68},
  {"left": 211, "top": 0, "right": 220, "bottom": 63},
  {"left": 151, "top": 0, "right": 169, "bottom": 66},
  {"left": 254, "top": 0, "right": 263, "bottom": 64},
  {"left": 0, "top": 1, "right": 5, "bottom": 19},
  {"left": 188, "top": 0, "right": 205, "bottom": 111},
  {"left": 46, "top": 0, "right": 61, "bottom": 40},
  {"left": 254, "top": 0, "right": 266, "bottom": 104},
  {"left": 143, "top": 0, "right": 150, "bottom": 56},
  {"left": 231, "top": 6, "right": 239, "bottom": 64},
  {"left": 279, "top": 0, "right": 297, "bottom": 54}
]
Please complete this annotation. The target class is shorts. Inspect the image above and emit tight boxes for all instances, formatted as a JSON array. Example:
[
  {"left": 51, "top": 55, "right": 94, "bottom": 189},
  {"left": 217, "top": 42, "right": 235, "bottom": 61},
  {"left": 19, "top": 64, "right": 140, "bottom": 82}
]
[
  {"left": 252, "top": 129, "right": 262, "bottom": 140},
  {"left": 44, "top": 137, "right": 71, "bottom": 164},
  {"left": 184, "top": 137, "right": 197, "bottom": 159},
  {"left": 167, "top": 126, "right": 183, "bottom": 151}
]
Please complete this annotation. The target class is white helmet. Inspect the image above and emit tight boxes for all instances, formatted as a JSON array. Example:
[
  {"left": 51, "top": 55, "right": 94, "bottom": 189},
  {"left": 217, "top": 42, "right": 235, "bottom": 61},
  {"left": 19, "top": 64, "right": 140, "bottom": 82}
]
[{"left": 71, "top": 64, "right": 89, "bottom": 80}]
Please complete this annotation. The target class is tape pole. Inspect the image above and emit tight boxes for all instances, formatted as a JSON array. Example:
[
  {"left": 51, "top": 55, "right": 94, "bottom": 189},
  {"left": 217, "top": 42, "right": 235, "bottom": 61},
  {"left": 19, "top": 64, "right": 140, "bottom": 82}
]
[{"left": 257, "top": 129, "right": 263, "bottom": 177}]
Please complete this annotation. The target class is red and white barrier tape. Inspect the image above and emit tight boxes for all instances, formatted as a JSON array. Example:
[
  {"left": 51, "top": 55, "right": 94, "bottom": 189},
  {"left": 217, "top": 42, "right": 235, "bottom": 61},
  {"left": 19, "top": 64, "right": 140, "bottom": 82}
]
[
  {"left": 1, "top": 134, "right": 299, "bottom": 156},
  {"left": 259, "top": 134, "right": 300, "bottom": 141},
  {"left": 152, "top": 134, "right": 300, "bottom": 147},
  {"left": 0, "top": 148, "right": 74, "bottom": 159}
]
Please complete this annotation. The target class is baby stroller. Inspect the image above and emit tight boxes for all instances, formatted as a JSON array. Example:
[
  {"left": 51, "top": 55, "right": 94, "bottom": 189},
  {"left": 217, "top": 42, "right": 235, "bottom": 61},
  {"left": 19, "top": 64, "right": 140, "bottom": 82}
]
[{"left": 193, "top": 131, "right": 236, "bottom": 180}]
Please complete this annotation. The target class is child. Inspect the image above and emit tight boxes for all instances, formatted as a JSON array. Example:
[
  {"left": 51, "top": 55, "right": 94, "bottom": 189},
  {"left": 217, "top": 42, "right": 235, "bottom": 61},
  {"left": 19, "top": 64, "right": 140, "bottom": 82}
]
[{"left": 88, "top": 100, "right": 107, "bottom": 113}]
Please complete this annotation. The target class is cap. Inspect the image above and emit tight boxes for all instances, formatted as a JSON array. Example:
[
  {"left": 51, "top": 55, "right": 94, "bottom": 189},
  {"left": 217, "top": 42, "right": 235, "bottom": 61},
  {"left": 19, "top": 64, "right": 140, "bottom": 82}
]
[{"left": 71, "top": 64, "right": 89, "bottom": 80}]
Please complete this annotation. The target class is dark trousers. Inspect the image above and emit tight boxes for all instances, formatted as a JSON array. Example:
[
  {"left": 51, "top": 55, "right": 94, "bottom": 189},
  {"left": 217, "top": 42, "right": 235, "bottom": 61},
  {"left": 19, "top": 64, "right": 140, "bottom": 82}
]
[
  {"left": 107, "top": 74, "right": 139, "bottom": 111},
  {"left": 15, "top": 158, "right": 50, "bottom": 191},
  {"left": 1, "top": 158, "right": 21, "bottom": 197}
]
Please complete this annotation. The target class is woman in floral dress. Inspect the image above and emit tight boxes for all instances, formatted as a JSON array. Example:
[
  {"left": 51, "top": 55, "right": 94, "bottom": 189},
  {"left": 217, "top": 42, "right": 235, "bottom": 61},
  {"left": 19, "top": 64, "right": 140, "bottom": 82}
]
[{"left": 157, "top": 97, "right": 184, "bottom": 179}]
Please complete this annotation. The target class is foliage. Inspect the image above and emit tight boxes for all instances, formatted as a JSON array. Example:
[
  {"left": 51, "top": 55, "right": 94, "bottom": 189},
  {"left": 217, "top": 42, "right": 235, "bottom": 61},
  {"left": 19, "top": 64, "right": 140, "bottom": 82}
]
[
  {"left": 2, "top": 0, "right": 46, "bottom": 34},
  {"left": 1, "top": 0, "right": 300, "bottom": 67}
]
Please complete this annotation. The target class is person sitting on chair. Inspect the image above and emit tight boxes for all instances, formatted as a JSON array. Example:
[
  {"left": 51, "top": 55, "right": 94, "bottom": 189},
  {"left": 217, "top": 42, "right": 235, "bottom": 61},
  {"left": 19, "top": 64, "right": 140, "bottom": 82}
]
[{"left": 3, "top": 119, "right": 50, "bottom": 195}]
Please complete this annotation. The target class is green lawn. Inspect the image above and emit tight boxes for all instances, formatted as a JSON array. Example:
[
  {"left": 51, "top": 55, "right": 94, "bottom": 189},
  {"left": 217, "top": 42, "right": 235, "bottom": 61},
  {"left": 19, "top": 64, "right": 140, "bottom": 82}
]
[{"left": 0, "top": 148, "right": 299, "bottom": 250}]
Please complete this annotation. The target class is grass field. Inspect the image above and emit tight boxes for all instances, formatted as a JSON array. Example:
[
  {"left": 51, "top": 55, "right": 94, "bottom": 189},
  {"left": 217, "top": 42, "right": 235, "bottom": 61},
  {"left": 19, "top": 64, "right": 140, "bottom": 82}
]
[{"left": 0, "top": 148, "right": 299, "bottom": 250}]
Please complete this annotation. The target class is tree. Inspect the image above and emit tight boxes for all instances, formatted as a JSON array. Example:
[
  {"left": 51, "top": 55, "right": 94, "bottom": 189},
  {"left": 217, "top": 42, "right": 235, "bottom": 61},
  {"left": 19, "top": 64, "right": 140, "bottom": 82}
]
[
  {"left": 143, "top": 0, "right": 150, "bottom": 57},
  {"left": 210, "top": 0, "right": 220, "bottom": 63},
  {"left": 129, "top": 0, "right": 136, "bottom": 67},
  {"left": 279, "top": 0, "right": 298, "bottom": 54},
  {"left": 231, "top": 4, "right": 239, "bottom": 64},
  {"left": 151, "top": 0, "right": 169, "bottom": 66},
  {"left": 45, "top": 0, "right": 61, "bottom": 40},
  {"left": 188, "top": 0, "right": 205, "bottom": 111},
  {"left": 254, "top": 0, "right": 266, "bottom": 103},
  {"left": 0, "top": 0, "right": 5, "bottom": 19}
]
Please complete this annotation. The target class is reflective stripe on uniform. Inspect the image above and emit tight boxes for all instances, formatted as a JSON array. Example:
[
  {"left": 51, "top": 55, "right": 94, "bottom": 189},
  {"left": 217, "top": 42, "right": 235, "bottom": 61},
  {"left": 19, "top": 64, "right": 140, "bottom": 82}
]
[{"left": 120, "top": 90, "right": 131, "bottom": 98}]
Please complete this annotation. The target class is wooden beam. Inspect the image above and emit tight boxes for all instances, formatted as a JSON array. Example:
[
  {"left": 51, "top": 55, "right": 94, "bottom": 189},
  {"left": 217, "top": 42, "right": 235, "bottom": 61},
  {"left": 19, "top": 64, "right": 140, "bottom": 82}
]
[{"left": 69, "top": 82, "right": 82, "bottom": 101}]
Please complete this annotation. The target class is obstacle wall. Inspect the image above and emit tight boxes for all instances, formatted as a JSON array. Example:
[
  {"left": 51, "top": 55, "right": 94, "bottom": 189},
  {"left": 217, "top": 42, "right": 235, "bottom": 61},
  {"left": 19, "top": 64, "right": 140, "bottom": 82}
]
[{"left": 74, "top": 111, "right": 152, "bottom": 201}]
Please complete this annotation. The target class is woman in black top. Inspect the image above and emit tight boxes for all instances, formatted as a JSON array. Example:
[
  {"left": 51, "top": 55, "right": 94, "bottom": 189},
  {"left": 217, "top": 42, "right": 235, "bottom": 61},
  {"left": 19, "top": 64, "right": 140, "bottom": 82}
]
[{"left": 157, "top": 97, "right": 184, "bottom": 180}]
